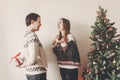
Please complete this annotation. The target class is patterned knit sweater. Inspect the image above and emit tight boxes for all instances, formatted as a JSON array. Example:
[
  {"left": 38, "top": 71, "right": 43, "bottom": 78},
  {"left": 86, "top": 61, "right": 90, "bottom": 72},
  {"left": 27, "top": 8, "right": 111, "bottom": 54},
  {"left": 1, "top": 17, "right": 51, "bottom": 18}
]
[
  {"left": 53, "top": 34, "right": 80, "bottom": 69},
  {"left": 21, "top": 30, "right": 48, "bottom": 75}
]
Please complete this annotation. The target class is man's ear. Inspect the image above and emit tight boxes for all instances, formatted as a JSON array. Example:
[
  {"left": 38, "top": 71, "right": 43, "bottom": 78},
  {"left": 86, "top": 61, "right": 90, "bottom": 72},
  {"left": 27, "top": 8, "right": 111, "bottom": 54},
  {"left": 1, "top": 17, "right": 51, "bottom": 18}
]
[{"left": 31, "top": 20, "right": 35, "bottom": 24}]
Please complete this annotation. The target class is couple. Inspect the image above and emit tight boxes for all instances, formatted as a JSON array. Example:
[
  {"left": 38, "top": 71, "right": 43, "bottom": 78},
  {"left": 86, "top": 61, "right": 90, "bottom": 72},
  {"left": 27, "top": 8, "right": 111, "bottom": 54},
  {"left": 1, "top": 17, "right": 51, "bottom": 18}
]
[{"left": 18, "top": 13, "right": 81, "bottom": 80}]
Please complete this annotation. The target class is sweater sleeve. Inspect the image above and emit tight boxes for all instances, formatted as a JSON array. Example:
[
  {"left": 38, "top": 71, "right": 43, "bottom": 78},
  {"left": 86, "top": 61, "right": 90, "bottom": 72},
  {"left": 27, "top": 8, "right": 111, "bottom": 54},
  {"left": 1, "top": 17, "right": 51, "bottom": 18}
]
[
  {"left": 66, "top": 40, "right": 80, "bottom": 62},
  {"left": 26, "top": 42, "right": 39, "bottom": 66},
  {"left": 67, "top": 34, "right": 76, "bottom": 42}
]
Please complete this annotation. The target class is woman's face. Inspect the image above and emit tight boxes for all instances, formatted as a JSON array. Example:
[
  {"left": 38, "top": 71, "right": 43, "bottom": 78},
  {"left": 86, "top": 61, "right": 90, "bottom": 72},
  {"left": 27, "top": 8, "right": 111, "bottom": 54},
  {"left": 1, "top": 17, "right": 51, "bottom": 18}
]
[{"left": 57, "top": 19, "right": 64, "bottom": 31}]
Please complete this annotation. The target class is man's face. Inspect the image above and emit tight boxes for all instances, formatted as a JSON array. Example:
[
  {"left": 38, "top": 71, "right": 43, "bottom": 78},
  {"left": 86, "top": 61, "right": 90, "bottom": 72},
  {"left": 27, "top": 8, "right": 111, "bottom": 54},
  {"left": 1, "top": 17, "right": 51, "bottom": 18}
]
[{"left": 33, "top": 17, "right": 41, "bottom": 31}]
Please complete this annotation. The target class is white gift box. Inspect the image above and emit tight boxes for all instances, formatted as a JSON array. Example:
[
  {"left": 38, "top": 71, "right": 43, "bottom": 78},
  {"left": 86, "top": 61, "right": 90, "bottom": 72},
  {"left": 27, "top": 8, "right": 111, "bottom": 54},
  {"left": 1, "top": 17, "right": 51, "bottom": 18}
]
[{"left": 10, "top": 52, "right": 24, "bottom": 66}]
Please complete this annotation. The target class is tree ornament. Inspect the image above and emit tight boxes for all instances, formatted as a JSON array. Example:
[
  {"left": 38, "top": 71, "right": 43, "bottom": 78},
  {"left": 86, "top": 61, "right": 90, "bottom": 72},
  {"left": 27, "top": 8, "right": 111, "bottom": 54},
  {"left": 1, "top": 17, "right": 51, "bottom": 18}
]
[
  {"left": 106, "top": 35, "right": 110, "bottom": 39},
  {"left": 117, "top": 67, "right": 120, "bottom": 70},
  {"left": 97, "top": 48, "right": 100, "bottom": 50},
  {"left": 103, "top": 17, "right": 107, "bottom": 20},
  {"left": 109, "top": 27, "right": 113, "bottom": 31},
  {"left": 103, "top": 66, "right": 106, "bottom": 70},
  {"left": 86, "top": 68, "right": 90, "bottom": 73},
  {"left": 115, "top": 45, "right": 118, "bottom": 48},
  {"left": 106, "top": 45, "right": 109, "bottom": 49},
  {"left": 95, "top": 69, "right": 98, "bottom": 74},
  {"left": 113, "top": 60, "right": 116, "bottom": 64},
  {"left": 93, "top": 61, "right": 96, "bottom": 64},
  {"left": 90, "top": 47, "right": 95, "bottom": 52}
]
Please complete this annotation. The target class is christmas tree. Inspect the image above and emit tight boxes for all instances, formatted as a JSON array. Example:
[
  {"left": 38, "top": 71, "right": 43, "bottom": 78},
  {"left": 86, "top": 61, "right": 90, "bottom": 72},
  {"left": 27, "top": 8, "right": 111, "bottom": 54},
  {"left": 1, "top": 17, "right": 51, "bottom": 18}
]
[{"left": 82, "top": 6, "right": 120, "bottom": 80}]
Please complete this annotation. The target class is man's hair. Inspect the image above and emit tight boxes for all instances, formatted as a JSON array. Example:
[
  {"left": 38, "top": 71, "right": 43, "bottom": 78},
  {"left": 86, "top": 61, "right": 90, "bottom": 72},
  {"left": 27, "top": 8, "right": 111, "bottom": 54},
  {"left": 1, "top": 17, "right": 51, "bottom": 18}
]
[{"left": 25, "top": 13, "right": 40, "bottom": 26}]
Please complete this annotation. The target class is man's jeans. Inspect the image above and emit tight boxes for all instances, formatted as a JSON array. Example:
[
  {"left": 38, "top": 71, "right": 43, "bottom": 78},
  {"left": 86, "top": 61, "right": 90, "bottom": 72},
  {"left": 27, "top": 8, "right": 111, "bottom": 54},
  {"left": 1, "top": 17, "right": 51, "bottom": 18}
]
[{"left": 26, "top": 73, "right": 47, "bottom": 80}]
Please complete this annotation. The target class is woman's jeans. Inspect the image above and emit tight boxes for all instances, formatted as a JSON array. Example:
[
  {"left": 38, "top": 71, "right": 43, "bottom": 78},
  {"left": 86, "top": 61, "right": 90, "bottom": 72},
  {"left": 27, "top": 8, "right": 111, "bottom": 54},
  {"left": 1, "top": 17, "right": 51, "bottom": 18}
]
[
  {"left": 60, "top": 68, "right": 78, "bottom": 80},
  {"left": 26, "top": 73, "right": 47, "bottom": 80}
]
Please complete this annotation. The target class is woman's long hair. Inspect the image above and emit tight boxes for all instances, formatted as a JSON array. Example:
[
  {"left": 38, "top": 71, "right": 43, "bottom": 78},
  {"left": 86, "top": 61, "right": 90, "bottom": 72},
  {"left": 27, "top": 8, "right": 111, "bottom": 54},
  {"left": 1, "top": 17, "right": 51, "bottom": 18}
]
[{"left": 59, "top": 18, "right": 71, "bottom": 40}]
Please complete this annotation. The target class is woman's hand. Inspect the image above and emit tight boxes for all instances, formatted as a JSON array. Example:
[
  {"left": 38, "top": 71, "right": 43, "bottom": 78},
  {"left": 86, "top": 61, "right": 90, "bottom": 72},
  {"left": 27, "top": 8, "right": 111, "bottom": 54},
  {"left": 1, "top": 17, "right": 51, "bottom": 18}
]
[{"left": 51, "top": 35, "right": 59, "bottom": 47}]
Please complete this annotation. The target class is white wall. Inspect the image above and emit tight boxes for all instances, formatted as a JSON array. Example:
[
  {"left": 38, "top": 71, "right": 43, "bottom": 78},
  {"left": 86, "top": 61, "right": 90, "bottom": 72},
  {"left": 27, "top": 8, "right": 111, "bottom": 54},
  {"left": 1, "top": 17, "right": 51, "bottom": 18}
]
[{"left": 0, "top": 0, "right": 120, "bottom": 80}]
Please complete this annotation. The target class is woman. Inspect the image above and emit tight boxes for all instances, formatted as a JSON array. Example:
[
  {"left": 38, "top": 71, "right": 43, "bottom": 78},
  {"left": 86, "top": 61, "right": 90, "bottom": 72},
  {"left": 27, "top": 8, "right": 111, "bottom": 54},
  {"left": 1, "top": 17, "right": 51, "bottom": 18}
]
[{"left": 52, "top": 18, "right": 80, "bottom": 80}]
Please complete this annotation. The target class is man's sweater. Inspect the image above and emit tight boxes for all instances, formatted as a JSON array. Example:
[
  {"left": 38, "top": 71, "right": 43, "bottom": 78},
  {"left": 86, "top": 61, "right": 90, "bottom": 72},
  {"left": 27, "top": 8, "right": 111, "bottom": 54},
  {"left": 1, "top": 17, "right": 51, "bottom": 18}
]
[{"left": 22, "top": 31, "right": 47, "bottom": 75}]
